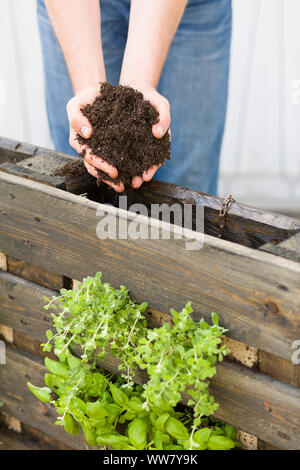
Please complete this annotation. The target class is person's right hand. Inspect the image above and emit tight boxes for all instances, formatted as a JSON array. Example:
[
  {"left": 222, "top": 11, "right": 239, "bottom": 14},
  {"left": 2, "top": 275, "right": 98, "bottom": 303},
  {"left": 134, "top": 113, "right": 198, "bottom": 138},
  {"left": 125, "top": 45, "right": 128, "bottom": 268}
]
[{"left": 67, "top": 83, "right": 125, "bottom": 192}]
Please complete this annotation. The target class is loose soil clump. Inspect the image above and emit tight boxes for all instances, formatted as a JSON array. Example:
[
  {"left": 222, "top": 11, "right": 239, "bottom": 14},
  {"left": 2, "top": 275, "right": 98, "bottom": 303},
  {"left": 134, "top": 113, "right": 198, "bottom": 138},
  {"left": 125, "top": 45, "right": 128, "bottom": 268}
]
[
  {"left": 77, "top": 82, "right": 171, "bottom": 187},
  {"left": 52, "top": 158, "right": 87, "bottom": 180}
]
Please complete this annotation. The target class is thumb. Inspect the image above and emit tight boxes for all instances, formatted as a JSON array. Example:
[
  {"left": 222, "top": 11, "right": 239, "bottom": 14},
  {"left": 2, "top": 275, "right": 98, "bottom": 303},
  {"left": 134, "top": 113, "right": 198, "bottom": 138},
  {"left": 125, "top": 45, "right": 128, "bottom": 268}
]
[
  {"left": 67, "top": 99, "right": 93, "bottom": 139},
  {"left": 152, "top": 97, "right": 171, "bottom": 139}
]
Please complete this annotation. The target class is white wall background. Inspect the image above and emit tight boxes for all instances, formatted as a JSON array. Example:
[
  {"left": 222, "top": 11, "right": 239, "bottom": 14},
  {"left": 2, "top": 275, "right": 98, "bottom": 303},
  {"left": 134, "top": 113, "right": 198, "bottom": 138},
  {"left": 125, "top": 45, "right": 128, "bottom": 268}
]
[{"left": 0, "top": 0, "right": 300, "bottom": 213}]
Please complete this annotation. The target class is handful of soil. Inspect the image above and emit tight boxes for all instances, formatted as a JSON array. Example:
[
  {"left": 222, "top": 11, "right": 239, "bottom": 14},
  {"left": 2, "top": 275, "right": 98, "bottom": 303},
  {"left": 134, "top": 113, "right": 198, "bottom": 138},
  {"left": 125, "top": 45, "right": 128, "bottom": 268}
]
[{"left": 77, "top": 82, "right": 171, "bottom": 187}]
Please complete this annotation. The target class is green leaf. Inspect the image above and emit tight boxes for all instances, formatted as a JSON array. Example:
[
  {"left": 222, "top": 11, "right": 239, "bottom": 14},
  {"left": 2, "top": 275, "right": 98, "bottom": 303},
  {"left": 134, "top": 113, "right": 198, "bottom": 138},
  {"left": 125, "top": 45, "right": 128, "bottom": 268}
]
[
  {"left": 86, "top": 401, "right": 108, "bottom": 419},
  {"left": 211, "top": 312, "right": 219, "bottom": 326},
  {"left": 194, "top": 427, "right": 211, "bottom": 445},
  {"left": 69, "top": 397, "right": 86, "bottom": 414},
  {"left": 154, "top": 413, "right": 170, "bottom": 433},
  {"left": 81, "top": 422, "right": 97, "bottom": 446},
  {"left": 46, "top": 329, "right": 53, "bottom": 340},
  {"left": 104, "top": 403, "right": 122, "bottom": 424},
  {"left": 165, "top": 417, "right": 189, "bottom": 441},
  {"left": 224, "top": 424, "right": 237, "bottom": 440},
  {"left": 67, "top": 354, "right": 81, "bottom": 370},
  {"left": 63, "top": 414, "right": 80, "bottom": 436},
  {"left": 45, "top": 357, "right": 69, "bottom": 377},
  {"left": 96, "top": 433, "right": 131, "bottom": 450},
  {"left": 122, "top": 410, "right": 136, "bottom": 421},
  {"left": 127, "top": 396, "right": 143, "bottom": 413},
  {"left": 128, "top": 418, "right": 148, "bottom": 450},
  {"left": 153, "top": 430, "right": 170, "bottom": 450},
  {"left": 27, "top": 382, "right": 52, "bottom": 403},
  {"left": 207, "top": 434, "right": 236, "bottom": 450},
  {"left": 110, "top": 383, "right": 128, "bottom": 408}
]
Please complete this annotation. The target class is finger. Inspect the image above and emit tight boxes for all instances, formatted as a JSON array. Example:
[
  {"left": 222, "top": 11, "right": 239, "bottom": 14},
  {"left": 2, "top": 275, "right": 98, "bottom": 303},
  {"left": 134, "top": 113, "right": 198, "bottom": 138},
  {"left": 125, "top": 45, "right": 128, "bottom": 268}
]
[
  {"left": 67, "top": 99, "right": 93, "bottom": 138},
  {"left": 151, "top": 98, "right": 171, "bottom": 139},
  {"left": 69, "top": 127, "right": 85, "bottom": 154},
  {"left": 84, "top": 160, "right": 98, "bottom": 178},
  {"left": 132, "top": 176, "right": 144, "bottom": 189},
  {"left": 84, "top": 148, "right": 118, "bottom": 179},
  {"left": 142, "top": 164, "right": 161, "bottom": 182},
  {"left": 103, "top": 179, "right": 125, "bottom": 193}
]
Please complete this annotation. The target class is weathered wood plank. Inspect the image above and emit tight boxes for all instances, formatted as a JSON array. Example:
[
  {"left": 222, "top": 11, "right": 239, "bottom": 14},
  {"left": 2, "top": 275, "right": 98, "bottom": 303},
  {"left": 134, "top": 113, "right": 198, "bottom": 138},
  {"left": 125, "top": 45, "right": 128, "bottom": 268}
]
[
  {"left": 0, "top": 137, "right": 36, "bottom": 164},
  {"left": 17, "top": 153, "right": 96, "bottom": 195},
  {"left": 6, "top": 256, "right": 71, "bottom": 291},
  {"left": 21, "top": 423, "right": 72, "bottom": 450},
  {"left": 1, "top": 137, "right": 300, "bottom": 248},
  {"left": 1, "top": 346, "right": 300, "bottom": 449},
  {"left": 0, "top": 412, "right": 21, "bottom": 433},
  {"left": 0, "top": 423, "right": 52, "bottom": 450},
  {"left": 210, "top": 361, "right": 300, "bottom": 450},
  {"left": 0, "top": 162, "right": 66, "bottom": 189},
  {"left": 0, "top": 173, "right": 300, "bottom": 361},
  {"left": 258, "top": 234, "right": 300, "bottom": 386},
  {"left": 125, "top": 180, "right": 300, "bottom": 248},
  {"left": 0, "top": 324, "right": 13, "bottom": 344},
  {"left": 259, "top": 350, "right": 300, "bottom": 388},
  {"left": 0, "top": 272, "right": 54, "bottom": 341},
  {"left": 261, "top": 232, "right": 300, "bottom": 262}
]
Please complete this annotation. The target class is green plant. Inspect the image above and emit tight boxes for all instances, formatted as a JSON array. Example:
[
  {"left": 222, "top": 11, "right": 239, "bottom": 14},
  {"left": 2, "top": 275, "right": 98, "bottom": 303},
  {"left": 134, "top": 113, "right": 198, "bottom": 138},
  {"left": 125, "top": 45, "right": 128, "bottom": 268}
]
[{"left": 27, "top": 272, "right": 239, "bottom": 450}]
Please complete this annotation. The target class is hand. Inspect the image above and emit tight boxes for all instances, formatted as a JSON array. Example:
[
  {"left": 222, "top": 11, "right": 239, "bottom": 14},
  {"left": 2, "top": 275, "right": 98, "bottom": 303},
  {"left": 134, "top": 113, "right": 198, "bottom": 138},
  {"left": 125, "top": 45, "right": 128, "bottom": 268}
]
[
  {"left": 67, "top": 83, "right": 124, "bottom": 193},
  {"left": 67, "top": 83, "right": 171, "bottom": 192},
  {"left": 128, "top": 84, "right": 171, "bottom": 189}
]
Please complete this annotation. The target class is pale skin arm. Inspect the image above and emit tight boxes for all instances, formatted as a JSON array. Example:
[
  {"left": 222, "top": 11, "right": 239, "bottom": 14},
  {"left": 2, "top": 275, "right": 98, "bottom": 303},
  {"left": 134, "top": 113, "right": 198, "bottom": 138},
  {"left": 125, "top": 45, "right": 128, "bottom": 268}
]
[
  {"left": 45, "top": 0, "right": 187, "bottom": 192},
  {"left": 45, "top": 0, "right": 119, "bottom": 186}
]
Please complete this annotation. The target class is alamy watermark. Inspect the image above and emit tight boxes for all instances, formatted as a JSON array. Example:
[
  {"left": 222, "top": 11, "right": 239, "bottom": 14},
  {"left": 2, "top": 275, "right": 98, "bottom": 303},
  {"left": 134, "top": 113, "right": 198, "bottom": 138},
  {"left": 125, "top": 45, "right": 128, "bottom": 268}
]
[
  {"left": 95, "top": 196, "right": 204, "bottom": 250},
  {"left": 0, "top": 340, "right": 6, "bottom": 365}
]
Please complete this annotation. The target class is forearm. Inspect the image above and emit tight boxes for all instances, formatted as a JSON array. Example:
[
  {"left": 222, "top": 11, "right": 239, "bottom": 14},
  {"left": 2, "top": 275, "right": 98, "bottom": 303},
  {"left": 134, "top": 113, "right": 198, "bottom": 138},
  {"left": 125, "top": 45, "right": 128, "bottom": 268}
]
[
  {"left": 120, "top": 0, "right": 187, "bottom": 88},
  {"left": 45, "top": 0, "right": 105, "bottom": 92}
]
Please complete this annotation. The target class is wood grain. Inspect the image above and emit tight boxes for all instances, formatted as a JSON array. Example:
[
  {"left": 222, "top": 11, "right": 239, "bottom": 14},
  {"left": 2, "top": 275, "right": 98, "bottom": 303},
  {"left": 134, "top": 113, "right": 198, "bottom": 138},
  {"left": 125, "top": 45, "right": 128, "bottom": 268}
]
[
  {"left": 0, "top": 424, "right": 51, "bottom": 450},
  {"left": 1, "top": 137, "right": 300, "bottom": 249},
  {"left": 261, "top": 232, "right": 300, "bottom": 262},
  {"left": 259, "top": 349, "right": 300, "bottom": 387},
  {"left": 0, "top": 172, "right": 300, "bottom": 360},
  {"left": 0, "top": 162, "right": 66, "bottom": 189},
  {"left": 0, "top": 137, "right": 37, "bottom": 164},
  {"left": 124, "top": 180, "right": 300, "bottom": 248},
  {"left": 6, "top": 256, "right": 71, "bottom": 291}
]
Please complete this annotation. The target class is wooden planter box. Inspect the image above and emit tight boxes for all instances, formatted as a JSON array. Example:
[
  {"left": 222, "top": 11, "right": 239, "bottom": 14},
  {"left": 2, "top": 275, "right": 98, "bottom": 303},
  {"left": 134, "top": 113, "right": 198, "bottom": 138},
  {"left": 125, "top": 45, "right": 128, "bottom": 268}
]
[{"left": 0, "top": 136, "right": 300, "bottom": 450}]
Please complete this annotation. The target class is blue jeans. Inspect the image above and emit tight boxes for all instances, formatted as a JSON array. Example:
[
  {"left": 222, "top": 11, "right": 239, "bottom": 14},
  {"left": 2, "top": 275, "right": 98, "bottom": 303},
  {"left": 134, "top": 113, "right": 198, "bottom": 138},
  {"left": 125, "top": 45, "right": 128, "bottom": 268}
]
[{"left": 37, "top": 0, "right": 231, "bottom": 195}]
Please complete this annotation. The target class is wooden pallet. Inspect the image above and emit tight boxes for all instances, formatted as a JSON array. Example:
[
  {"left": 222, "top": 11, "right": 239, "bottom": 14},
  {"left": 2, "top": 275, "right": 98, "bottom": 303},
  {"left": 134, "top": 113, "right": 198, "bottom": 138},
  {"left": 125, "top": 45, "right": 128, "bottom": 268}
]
[{"left": 0, "top": 137, "right": 300, "bottom": 450}]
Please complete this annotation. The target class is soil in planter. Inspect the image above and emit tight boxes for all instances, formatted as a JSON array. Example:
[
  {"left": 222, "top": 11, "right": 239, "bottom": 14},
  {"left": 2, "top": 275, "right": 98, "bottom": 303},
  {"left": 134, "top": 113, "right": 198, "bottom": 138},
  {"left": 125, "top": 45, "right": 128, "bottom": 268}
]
[
  {"left": 76, "top": 82, "right": 171, "bottom": 188},
  {"left": 52, "top": 158, "right": 87, "bottom": 180}
]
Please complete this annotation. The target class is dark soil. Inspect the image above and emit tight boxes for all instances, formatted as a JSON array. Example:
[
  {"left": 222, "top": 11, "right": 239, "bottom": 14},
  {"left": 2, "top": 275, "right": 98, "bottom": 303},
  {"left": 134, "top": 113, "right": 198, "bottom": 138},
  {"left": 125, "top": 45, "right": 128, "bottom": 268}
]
[
  {"left": 77, "top": 82, "right": 171, "bottom": 187},
  {"left": 52, "top": 158, "right": 87, "bottom": 180}
]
